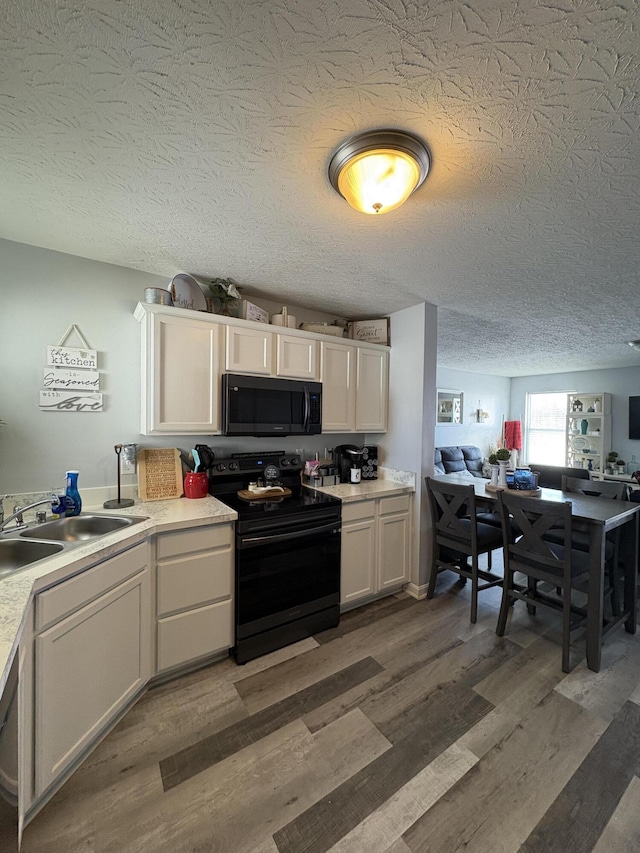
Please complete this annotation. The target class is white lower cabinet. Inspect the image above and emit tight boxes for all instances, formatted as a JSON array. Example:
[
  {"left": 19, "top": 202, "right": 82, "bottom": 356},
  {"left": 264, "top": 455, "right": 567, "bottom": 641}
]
[
  {"left": 340, "top": 494, "right": 411, "bottom": 607},
  {"left": 33, "top": 543, "right": 151, "bottom": 797},
  {"left": 155, "top": 523, "right": 234, "bottom": 674},
  {"left": 378, "top": 497, "right": 411, "bottom": 590},
  {"left": 340, "top": 502, "right": 376, "bottom": 605}
]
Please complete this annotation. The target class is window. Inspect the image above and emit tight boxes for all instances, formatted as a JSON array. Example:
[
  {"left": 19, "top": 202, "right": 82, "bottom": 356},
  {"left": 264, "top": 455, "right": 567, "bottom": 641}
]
[{"left": 524, "top": 392, "right": 567, "bottom": 465}]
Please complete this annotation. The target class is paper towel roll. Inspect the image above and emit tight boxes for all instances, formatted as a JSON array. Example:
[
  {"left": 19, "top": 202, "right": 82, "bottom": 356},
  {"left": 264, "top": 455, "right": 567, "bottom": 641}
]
[{"left": 272, "top": 314, "right": 297, "bottom": 328}]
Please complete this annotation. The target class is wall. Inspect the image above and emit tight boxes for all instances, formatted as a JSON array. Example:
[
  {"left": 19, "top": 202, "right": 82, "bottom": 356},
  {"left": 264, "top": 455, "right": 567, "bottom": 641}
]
[
  {"left": 510, "top": 367, "right": 640, "bottom": 468},
  {"left": 0, "top": 239, "right": 348, "bottom": 493},
  {"left": 435, "top": 366, "right": 512, "bottom": 456},
  {"left": 380, "top": 302, "right": 438, "bottom": 591}
]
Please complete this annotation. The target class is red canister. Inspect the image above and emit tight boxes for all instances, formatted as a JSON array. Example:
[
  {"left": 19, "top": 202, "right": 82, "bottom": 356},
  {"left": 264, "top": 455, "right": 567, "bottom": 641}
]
[{"left": 184, "top": 472, "right": 208, "bottom": 499}]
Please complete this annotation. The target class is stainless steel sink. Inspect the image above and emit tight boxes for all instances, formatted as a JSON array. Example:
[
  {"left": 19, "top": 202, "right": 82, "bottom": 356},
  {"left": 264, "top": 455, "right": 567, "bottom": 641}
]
[
  {"left": 0, "top": 539, "right": 65, "bottom": 578},
  {"left": 21, "top": 514, "right": 148, "bottom": 543}
]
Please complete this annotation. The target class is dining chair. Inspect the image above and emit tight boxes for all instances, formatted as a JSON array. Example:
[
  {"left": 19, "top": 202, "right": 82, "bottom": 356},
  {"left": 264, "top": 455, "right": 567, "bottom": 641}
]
[
  {"left": 425, "top": 477, "right": 504, "bottom": 623},
  {"left": 561, "top": 475, "right": 629, "bottom": 501},
  {"left": 558, "top": 475, "right": 629, "bottom": 614},
  {"left": 496, "top": 491, "right": 590, "bottom": 672}
]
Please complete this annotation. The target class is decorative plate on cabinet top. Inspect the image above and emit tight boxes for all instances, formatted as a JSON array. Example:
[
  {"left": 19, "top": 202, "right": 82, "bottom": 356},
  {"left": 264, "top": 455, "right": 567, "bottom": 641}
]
[{"left": 169, "top": 274, "right": 207, "bottom": 312}]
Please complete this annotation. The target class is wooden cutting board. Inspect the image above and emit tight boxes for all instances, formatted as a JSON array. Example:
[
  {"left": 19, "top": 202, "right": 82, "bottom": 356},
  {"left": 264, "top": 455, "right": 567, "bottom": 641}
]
[{"left": 237, "top": 487, "right": 292, "bottom": 501}]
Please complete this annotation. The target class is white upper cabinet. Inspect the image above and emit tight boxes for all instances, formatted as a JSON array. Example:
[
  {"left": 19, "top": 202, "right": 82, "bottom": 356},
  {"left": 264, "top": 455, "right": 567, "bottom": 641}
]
[
  {"left": 321, "top": 341, "right": 356, "bottom": 432},
  {"left": 135, "top": 303, "right": 389, "bottom": 436},
  {"left": 226, "top": 325, "right": 273, "bottom": 375},
  {"left": 355, "top": 347, "right": 389, "bottom": 433},
  {"left": 276, "top": 334, "right": 318, "bottom": 380},
  {"left": 136, "top": 306, "right": 222, "bottom": 435}
]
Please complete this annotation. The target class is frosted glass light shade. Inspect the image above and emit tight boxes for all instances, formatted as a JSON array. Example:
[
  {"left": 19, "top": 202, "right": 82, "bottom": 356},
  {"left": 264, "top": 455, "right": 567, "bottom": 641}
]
[
  {"left": 328, "top": 129, "right": 430, "bottom": 215},
  {"left": 337, "top": 149, "right": 421, "bottom": 215}
]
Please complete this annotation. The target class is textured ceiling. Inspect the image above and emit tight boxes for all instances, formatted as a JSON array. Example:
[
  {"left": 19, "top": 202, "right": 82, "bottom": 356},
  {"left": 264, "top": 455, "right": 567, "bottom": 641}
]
[{"left": 1, "top": 0, "right": 640, "bottom": 377}]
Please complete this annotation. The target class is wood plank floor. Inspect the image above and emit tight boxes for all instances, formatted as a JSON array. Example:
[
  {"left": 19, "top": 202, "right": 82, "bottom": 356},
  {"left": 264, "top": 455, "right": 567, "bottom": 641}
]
[{"left": 2, "top": 571, "right": 640, "bottom": 853}]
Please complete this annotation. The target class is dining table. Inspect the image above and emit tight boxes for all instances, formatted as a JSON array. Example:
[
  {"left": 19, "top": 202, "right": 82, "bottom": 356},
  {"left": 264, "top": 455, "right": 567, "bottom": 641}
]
[{"left": 434, "top": 472, "right": 640, "bottom": 672}]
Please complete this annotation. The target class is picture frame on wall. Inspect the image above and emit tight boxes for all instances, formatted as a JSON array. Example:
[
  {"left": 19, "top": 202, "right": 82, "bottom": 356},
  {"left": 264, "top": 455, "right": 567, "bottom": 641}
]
[{"left": 437, "top": 389, "right": 463, "bottom": 424}]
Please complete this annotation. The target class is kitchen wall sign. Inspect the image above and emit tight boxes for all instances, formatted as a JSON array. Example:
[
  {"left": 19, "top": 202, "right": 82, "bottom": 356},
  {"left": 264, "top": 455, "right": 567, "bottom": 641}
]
[
  {"left": 46, "top": 346, "right": 97, "bottom": 369},
  {"left": 39, "top": 390, "right": 104, "bottom": 412},
  {"left": 40, "top": 325, "right": 104, "bottom": 413},
  {"left": 349, "top": 318, "right": 390, "bottom": 345},
  {"left": 43, "top": 369, "right": 100, "bottom": 390}
]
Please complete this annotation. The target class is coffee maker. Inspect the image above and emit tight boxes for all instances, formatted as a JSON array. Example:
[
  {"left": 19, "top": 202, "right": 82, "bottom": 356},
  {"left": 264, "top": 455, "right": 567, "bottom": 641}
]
[{"left": 333, "top": 444, "right": 365, "bottom": 483}]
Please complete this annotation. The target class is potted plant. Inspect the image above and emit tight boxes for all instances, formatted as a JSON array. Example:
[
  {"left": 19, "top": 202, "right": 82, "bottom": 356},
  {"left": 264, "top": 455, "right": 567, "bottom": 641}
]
[
  {"left": 616, "top": 458, "right": 626, "bottom": 474},
  {"left": 207, "top": 277, "right": 241, "bottom": 316},
  {"left": 607, "top": 451, "right": 618, "bottom": 475},
  {"left": 487, "top": 453, "right": 499, "bottom": 486},
  {"left": 495, "top": 448, "right": 511, "bottom": 487}
]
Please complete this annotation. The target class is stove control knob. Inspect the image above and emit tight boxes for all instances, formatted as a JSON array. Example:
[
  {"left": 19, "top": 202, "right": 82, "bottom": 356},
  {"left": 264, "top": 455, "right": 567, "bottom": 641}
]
[
  {"left": 215, "top": 463, "right": 226, "bottom": 472},
  {"left": 280, "top": 458, "right": 289, "bottom": 466},
  {"left": 228, "top": 461, "right": 239, "bottom": 471}
]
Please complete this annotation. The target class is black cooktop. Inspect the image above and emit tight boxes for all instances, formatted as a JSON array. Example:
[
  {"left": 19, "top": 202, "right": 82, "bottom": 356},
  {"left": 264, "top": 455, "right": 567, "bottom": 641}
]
[
  {"left": 208, "top": 450, "right": 341, "bottom": 523},
  {"left": 216, "top": 488, "right": 341, "bottom": 522}
]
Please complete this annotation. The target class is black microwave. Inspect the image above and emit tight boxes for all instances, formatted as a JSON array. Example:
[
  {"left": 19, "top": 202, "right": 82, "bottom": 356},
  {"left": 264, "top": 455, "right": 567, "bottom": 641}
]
[{"left": 222, "top": 374, "right": 322, "bottom": 436}]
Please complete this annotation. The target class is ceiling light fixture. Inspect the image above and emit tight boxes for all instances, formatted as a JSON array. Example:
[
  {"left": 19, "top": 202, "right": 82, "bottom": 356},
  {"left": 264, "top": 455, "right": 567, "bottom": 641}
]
[
  {"left": 628, "top": 340, "right": 640, "bottom": 351},
  {"left": 328, "top": 129, "right": 430, "bottom": 215}
]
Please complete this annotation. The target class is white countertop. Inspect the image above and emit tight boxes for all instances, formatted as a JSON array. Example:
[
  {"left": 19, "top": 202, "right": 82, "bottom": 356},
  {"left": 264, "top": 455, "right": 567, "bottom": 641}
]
[
  {"left": 0, "top": 495, "right": 236, "bottom": 696},
  {"left": 307, "top": 477, "right": 415, "bottom": 502}
]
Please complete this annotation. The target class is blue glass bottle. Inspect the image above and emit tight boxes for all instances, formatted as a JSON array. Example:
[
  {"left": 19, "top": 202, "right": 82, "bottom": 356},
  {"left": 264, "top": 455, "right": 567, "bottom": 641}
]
[{"left": 65, "top": 470, "right": 82, "bottom": 517}]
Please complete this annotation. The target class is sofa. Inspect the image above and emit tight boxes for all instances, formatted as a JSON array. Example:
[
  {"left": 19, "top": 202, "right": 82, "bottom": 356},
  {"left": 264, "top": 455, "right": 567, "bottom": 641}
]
[
  {"left": 434, "top": 447, "right": 591, "bottom": 490},
  {"left": 434, "top": 446, "right": 485, "bottom": 478}
]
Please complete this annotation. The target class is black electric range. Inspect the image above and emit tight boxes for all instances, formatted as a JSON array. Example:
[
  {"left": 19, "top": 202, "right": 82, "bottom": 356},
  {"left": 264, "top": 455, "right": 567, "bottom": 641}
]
[
  {"left": 209, "top": 451, "right": 340, "bottom": 512},
  {"left": 208, "top": 451, "right": 342, "bottom": 663}
]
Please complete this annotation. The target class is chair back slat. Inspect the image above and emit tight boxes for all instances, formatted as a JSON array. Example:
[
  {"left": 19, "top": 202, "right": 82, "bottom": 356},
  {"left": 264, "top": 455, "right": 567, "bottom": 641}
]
[
  {"left": 562, "top": 475, "right": 629, "bottom": 501},
  {"left": 425, "top": 477, "right": 477, "bottom": 550},
  {"left": 498, "top": 491, "right": 573, "bottom": 577}
]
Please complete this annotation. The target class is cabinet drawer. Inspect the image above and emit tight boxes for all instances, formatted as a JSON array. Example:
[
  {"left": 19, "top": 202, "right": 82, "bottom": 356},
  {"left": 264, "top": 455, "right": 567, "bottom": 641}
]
[
  {"left": 378, "top": 494, "right": 411, "bottom": 516},
  {"left": 157, "top": 550, "right": 232, "bottom": 617},
  {"left": 342, "top": 500, "right": 376, "bottom": 523},
  {"left": 35, "top": 542, "right": 149, "bottom": 633},
  {"left": 156, "top": 524, "right": 232, "bottom": 560},
  {"left": 156, "top": 600, "right": 232, "bottom": 672}
]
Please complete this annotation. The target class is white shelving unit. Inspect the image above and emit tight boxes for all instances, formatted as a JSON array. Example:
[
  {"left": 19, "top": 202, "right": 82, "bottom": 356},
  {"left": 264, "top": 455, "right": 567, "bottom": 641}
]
[{"left": 566, "top": 392, "right": 611, "bottom": 473}]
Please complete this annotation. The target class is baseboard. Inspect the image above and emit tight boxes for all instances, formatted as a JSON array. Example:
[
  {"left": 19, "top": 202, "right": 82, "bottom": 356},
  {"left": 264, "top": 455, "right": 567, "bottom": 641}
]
[{"left": 404, "top": 581, "right": 428, "bottom": 600}]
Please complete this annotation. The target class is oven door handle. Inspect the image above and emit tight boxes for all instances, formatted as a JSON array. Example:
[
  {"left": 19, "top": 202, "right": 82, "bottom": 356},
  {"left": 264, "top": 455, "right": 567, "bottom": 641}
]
[{"left": 238, "top": 521, "right": 340, "bottom": 548}]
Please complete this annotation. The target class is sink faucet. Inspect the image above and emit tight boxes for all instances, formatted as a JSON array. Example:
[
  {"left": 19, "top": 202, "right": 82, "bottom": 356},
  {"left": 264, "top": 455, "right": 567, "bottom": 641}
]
[{"left": 0, "top": 497, "right": 57, "bottom": 533}]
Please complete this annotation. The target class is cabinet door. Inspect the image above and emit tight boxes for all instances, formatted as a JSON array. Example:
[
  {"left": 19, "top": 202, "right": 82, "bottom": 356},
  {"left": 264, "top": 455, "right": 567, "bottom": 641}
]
[
  {"left": 355, "top": 348, "right": 389, "bottom": 433},
  {"left": 226, "top": 326, "right": 273, "bottom": 375},
  {"left": 144, "top": 312, "right": 221, "bottom": 435},
  {"left": 378, "top": 512, "right": 410, "bottom": 590},
  {"left": 34, "top": 568, "right": 151, "bottom": 796},
  {"left": 341, "top": 519, "right": 376, "bottom": 605},
  {"left": 321, "top": 341, "right": 356, "bottom": 432},
  {"left": 276, "top": 334, "right": 318, "bottom": 380}
]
